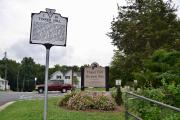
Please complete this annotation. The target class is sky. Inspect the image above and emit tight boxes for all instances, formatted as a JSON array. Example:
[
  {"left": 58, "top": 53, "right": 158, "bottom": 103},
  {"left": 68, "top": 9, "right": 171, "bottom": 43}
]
[{"left": 0, "top": 0, "right": 179, "bottom": 67}]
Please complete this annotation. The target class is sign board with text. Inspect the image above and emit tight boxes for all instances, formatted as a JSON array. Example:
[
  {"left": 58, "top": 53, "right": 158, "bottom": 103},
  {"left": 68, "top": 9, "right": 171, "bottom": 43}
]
[
  {"left": 30, "top": 8, "right": 68, "bottom": 46},
  {"left": 116, "top": 80, "right": 121, "bottom": 86},
  {"left": 84, "top": 63, "right": 106, "bottom": 87}
]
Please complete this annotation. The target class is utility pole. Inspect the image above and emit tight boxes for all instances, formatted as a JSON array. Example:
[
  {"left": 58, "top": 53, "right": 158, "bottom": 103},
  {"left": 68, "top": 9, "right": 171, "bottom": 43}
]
[
  {"left": 4, "top": 52, "right": 7, "bottom": 91},
  {"left": 17, "top": 70, "right": 19, "bottom": 91},
  {"left": 71, "top": 67, "right": 74, "bottom": 86}
]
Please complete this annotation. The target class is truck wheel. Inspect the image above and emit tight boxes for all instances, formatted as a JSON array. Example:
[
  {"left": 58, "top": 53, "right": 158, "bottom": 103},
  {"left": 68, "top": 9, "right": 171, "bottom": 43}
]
[
  {"left": 61, "top": 88, "right": 67, "bottom": 93},
  {"left": 38, "top": 88, "right": 44, "bottom": 93}
]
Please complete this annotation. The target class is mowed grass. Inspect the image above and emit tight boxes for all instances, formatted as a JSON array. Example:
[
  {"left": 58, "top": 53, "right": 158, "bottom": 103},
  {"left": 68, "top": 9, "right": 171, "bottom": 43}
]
[{"left": 0, "top": 97, "right": 124, "bottom": 120}]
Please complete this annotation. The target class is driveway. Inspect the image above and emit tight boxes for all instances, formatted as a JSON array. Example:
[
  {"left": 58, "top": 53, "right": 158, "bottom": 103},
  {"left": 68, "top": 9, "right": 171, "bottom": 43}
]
[{"left": 0, "top": 91, "right": 64, "bottom": 106}]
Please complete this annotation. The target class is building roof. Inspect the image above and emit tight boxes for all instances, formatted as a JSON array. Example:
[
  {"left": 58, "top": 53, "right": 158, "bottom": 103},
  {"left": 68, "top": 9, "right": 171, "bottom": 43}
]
[
  {"left": 0, "top": 77, "right": 7, "bottom": 82},
  {"left": 51, "top": 70, "right": 80, "bottom": 77}
]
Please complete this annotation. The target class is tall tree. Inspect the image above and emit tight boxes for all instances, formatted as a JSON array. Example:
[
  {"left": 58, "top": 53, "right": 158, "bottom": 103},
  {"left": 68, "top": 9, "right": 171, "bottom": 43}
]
[
  {"left": 108, "top": 0, "right": 180, "bottom": 86},
  {"left": 19, "top": 57, "right": 36, "bottom": 91},
  {"left": 108, "top": 0, "right": 179, "bottom": 56},
  {"left": 34, "top": 64, "right": 45, "bottom": 85},
  {"left": 0, "top": 59, "right": 20, "bottom": 91}
]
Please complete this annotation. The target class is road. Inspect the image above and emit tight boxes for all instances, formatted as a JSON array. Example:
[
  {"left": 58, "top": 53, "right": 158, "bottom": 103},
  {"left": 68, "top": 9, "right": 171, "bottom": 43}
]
[{"left": 0, "top": 91, "right": 65, "bottom": 106}]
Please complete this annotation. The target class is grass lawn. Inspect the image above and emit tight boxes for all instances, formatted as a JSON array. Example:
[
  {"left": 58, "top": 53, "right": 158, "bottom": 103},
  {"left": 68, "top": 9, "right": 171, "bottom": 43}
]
[{"left": 0, "top": 97, "right": 124, "bottom": 120}]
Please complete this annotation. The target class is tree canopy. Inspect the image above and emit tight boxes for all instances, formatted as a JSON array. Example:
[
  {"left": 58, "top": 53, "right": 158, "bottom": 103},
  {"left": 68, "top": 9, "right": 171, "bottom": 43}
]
[
  {"left": 0, "top": 57, "right": 81, "bottom": 91},
  {"left": 108, "top": 0, "right": 180, "bottom": 86},
  {"left": 108, "top": 0, "right": 179, "bottom": 56}
]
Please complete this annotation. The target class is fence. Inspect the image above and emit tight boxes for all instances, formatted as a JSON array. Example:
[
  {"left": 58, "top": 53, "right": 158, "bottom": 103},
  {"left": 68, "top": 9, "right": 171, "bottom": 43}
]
[{"left": 124, "top": 92, "right": 180, "bottom": 120}]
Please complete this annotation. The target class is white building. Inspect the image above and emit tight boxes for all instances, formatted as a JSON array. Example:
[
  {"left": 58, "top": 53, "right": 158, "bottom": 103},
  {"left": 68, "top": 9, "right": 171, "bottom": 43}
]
[
  {"left": 0, "top": 77, "right": 10, "bottom": 90},
  {"left": 50, "top": 70, "right": 81, "bottom": 88}
]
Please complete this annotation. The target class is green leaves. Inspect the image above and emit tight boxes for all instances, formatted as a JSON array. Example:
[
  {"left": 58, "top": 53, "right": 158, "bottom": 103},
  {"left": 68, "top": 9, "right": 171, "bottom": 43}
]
[
  {"left": 134, "top": 49, "right": 180, "bottom": 88},
  {"left": 109, "top": 0, "right": 179, "bottom": 55},
  {"left": 109, "top": 0, "right": 180, "bottom": 87}
]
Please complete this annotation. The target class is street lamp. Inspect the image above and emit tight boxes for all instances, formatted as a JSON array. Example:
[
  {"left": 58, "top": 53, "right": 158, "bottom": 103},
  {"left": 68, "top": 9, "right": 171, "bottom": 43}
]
[{"left": 35, "top": 77, "right": 37, "bottom": 89}]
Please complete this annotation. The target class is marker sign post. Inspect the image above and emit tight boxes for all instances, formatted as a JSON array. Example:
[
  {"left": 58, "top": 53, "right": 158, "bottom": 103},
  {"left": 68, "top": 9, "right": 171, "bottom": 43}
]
[{"left": 30, "top": 8, "right": 68, "bottom": 120}]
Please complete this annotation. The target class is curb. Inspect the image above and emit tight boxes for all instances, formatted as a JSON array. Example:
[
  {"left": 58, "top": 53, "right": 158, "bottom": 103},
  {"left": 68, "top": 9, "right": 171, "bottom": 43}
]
[{"left": 0, "top": 101, "right": 15, "bottom": 112}]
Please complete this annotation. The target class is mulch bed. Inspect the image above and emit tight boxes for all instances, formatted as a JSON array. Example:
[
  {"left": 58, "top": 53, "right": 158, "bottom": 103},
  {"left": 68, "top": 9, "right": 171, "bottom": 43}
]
[{"left": 60, "top": 105, "right": 124, "bottom": 113}]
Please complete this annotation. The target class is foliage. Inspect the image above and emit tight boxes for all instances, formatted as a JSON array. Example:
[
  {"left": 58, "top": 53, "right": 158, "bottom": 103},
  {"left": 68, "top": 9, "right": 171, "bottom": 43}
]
[
  {"left": 162, "top": 82, "right": 180, "bottom": 107},
  {"left": 93, "top": 95, "right": 115, "bottom": 111},
  {"left": 129, "top": 87, "right": 180, "bottom": 120},
  {"left": 73, "top": 76, "right": 79, "bottom": 85},
  {"left": 59, "top": 92, "right": 116, "bottom": 111},
  {"left": 115, "top": 86, "right": 123, "bottom": 106},
  {"left": 134, "top": 49, "right": 180, "bottom": 88},
  {"left": 109, "top": 51, "right": 141, "bottom": 86},
  {"left": 108, "top": 0, "right": 179, "bottom": 55},
  {"left": 49, "top": 64, "right": 80, "bottom": 77},
  {"left": 19, "top": 57, "right": 36, "bottom": 91},
  {"left": 0, "top": 56, "right": 80, "bottom": 91},
  {"left": 108, "top": 0, "right": 180, "bottom": 86},
  {"left": 0, "top": 59, "right": 20, "bottom": 91},
  {"left": 67, "top": 92, "right": 94, "bottom": 110},
  {"left": 59, "top": 92, "right": 76, "bottom": 106}
]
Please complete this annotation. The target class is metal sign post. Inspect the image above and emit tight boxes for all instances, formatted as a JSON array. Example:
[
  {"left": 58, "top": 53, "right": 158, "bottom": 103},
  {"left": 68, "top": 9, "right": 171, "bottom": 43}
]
[
  {"left": 43, "top": 44, "right": 51, "bottom": 120},
  {"left": 30, "top": 8, "right": 68, "bottom": 120}
]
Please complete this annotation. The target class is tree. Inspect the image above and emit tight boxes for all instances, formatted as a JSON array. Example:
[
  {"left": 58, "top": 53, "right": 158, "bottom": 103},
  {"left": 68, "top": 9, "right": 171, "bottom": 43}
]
[
  {"left": 110, "top": 50, "right": 142, "bottom": 86},
  {"left": 108, "top": 0, "right": 180, "bottom": 86},
  {"left": 0, "top": 59, "right": 20, "bottom": 91},
  {"left": 20, "top": 57, "right": 36, "bottom": 91},
  {"left": 134, "top": 49, "right": 180, "bottom": 88},
  {"left": 34, "top": 64, "right": 45, "bottom": 85},
  {"left": 108, "top": 0, "right": 179, "bottom": 56}
]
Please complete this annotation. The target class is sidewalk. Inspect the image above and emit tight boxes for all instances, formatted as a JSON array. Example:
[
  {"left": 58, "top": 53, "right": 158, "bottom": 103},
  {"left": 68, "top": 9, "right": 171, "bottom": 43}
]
[{"left": 0, "top": 101, "right": 15, "bottom": 112}]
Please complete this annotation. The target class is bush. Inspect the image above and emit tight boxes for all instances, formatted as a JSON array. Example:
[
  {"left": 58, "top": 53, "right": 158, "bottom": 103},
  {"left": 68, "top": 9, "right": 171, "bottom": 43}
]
[
  {"left": 67, "top": 92, "right": 94, "bottom": 110},
  {"left": 115, "top": 86, "right": 123, "bottom": 106},
  {"left": 59, "top": 92, "right": 116, "bottom": 111},
  {"left": 93, "top": 95, "right": 115, "bottom": 111},
  {"left": 129, "top": 88, "right": 180, "bottom": 120},
  {"left": 59, "top": 92, "right": 76, "bottom": 106}
]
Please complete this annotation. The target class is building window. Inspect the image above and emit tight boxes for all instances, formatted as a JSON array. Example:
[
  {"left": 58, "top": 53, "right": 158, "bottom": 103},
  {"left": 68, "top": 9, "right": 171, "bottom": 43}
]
[
  {"left": 65, "top": 76, "right": 70, "bottom": 79},
  {"left": 56, "top": 75, "right": 61, "bottom": 79},
  {"left": 59, "top": 80, "right": 64, "bottom": 84}
]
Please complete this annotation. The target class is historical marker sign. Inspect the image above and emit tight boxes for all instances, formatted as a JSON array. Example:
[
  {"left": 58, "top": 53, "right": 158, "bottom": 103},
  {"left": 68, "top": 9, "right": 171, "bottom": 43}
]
[
  {"left": 30, "top": 8, "right": 68, "bottom": 46},
  {"left": 84, "top": 63, "right": 106, "bottom": 87},
  {"left": 30, "top": 8, "right": 68, "bottom": 120}
]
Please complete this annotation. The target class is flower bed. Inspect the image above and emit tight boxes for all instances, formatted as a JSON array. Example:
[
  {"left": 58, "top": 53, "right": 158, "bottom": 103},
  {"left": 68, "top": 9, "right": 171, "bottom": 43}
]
[{"left": 59, "top": 91, "right": 116, "bottom": 111}]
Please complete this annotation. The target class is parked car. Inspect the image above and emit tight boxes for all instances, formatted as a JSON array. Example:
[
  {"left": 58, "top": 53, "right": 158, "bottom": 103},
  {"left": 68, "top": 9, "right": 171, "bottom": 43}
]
[{"left": 35, "top": 80, "right": 72, "bottom": 93}]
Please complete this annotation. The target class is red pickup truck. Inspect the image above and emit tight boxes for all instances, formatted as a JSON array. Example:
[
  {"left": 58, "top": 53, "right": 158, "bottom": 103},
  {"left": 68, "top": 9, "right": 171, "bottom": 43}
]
[{"left": 36, "top": 81, "right": 72, "bottom": 93}]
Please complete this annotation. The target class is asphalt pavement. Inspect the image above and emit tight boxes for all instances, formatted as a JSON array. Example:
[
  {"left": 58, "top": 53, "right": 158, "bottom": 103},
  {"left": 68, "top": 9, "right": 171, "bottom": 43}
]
[{"left": 0, "top": 91, "right": 64, "bottom": 106}]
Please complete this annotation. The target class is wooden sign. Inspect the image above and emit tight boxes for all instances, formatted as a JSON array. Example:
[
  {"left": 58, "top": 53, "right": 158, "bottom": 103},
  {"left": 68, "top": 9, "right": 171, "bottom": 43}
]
[
  {"left": 84, "top": 63, "right": 105, "bottom": 87},
  {"left": 81, "top": 62, "right": 109, "bottom": 91}
]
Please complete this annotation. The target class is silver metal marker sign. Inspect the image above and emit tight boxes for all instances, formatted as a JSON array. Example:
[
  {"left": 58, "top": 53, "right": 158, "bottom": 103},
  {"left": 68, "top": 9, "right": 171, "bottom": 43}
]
[
  {"left": 30, "top": 8, "right": 68, "bottom": 46},
  {"left": 30, "top": 8, "right": 68, "bottom": 120}
]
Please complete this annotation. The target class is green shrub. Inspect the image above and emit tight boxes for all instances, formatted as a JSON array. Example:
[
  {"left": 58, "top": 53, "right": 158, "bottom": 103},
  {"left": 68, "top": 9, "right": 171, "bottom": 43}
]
[
  {"left": 67, "top": 92, "right": 94, "bottom": 110},
  {"left": 115, "top": 86, "right": 123, "bottom": 106},
  {"left": 59, "top": 92, "right": 116, "bottom": 111},
  {"left": 93, "top": 95, "right": 115, "bottom": 111},
  {"left": 129, "top": 88, "right": 180, "bottom": 120},
  {"left": 59, "top": 92, "right": 76, "bottom": 106}
]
